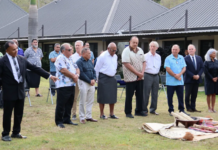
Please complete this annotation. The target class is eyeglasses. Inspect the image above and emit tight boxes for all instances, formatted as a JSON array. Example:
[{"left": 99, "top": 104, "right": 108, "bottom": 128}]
[
  {"left": 65, "top": 49, "right": 72, "bottom": 52},
  {"left": 110, "top": 49, "right": 117, "bottom": 53}
]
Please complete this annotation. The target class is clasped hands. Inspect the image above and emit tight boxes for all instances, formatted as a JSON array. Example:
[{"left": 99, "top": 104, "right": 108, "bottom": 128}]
[
  {"left": 193, "top": 75, "right": 200, "bottom": 80},
  {"left": 173, "top": 74, "right": 182, "bottom": 81},
  {"left": 212, "top": 77, "right": 218, "bottom": 82}
]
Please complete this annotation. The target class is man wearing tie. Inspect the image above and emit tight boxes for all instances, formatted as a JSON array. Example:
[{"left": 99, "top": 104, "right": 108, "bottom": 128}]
[
  {"left": 0, "top": 41, "right": 58, "bottom": 141},
  {"left": 184, "top": 44, "right": 203, "bottom": 112}
]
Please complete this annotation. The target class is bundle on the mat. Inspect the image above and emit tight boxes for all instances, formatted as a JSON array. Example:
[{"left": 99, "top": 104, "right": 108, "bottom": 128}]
[{"left": 171, "top": 112, "right": 194, "bottom": 121}]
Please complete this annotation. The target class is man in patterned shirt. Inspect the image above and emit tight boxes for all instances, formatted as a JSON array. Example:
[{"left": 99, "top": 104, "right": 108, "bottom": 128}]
[
  {"left": 122, "top": 36, "right": 147, "bottom": 118},
  {"left": 54, "top": 43, "right": 80, "bottom": 128},
  {"left": 24, "top": 39, "right": 43, "bottom": 97}
]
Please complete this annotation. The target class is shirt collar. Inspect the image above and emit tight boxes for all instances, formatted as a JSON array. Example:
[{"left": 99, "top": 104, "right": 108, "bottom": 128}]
[
  {"left": 171, "top": 54, "right": 181, "bottom": 59},
  {"left": 148, "top": 51, "right": 156, "bottom": 56},
  {"left": 189, "top": 54, "right": 195, "bottom": 58},
  {"left": 129, "top": 46, "right": 139, "bottom": 52},
  {"left": 54, "top": 50, "right": 60, "bottom": 54},
  {"left": 6, "top": 52, "right": 15, "bottom": 59}
]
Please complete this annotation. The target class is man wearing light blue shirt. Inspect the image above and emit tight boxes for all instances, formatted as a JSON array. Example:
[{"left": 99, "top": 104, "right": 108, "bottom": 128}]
[
  {"left": 84, "top": 42, "right": 95, "bottom": 64},
  {"left": 49, "top": 43, "right": 61, "bottom": 96},
  {"left": 164, "top": 44, "right": 187, "bottom": 116}
]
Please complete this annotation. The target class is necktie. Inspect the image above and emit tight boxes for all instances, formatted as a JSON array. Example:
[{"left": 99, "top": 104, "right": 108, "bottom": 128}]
[
  {"left": 12, "top": 57, "right": 23, "bottom": 82},
  {"left": 192, "top": 56, "right": 197, "bottom": 70}
]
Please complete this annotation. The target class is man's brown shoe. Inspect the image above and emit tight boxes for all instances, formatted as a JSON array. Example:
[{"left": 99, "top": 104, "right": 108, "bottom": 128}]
[
  {"left": 86, "top": 118, "right": 98, "bottom": 122},
  {"left": 80, "top": 120, "right": 86, "bottom": 124}
]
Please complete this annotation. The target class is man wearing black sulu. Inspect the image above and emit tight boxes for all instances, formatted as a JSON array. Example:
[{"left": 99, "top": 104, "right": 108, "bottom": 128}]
[
  {"left": 184, "top": 44, "right": 203, "bottom": 112},
  {"left": 0, "top": 41, "right": 58, "bottom": 142}
]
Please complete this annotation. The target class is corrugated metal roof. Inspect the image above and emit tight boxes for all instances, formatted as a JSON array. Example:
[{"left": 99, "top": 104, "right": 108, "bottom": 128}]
[
  {"left": 132, "top": 0, "right": 218, "bottom": 32},
  {"left": 108, "top": 0, "right": 168, "bottom": 33},
  {"left": 0, "top": 0, "right": 114, "bottom": 39},
  {"left": 0, "top": 0, "right": 168, "bottom": 39},
  {"left": 0, "top": 0, "right": 27, "bottom": 28},
  {"left": 1, "top": 29, "right": 218, "bottom": 42}
]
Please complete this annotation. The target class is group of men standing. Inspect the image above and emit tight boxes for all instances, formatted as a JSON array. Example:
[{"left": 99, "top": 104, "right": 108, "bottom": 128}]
[{"left": 0, "top": 35, "right": 204, "bottom": 141}]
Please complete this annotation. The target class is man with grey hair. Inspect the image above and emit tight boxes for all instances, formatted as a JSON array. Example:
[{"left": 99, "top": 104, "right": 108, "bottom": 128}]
[
  {"left": 76, "top": 47, "right": 97, "bottom": 124},
  {"left": 54, "top": 43, "right": 80, "bottom": 128},
  {"left": 49, "top": 43, "right": 61, "bottom": 96},
  {"left": 143, "top": 41, "right": 161, "bottom": 115},
  {"left": 184, "top": 44, "right": 203, "bottom": 112},
  {"left": 95, "top": 42, "right": 118, "bottom": 119},
  {"left": 164, "top": 44, "right": 188, "bottom": 116},
  {"left": 71, "top": 40, "right": 83, "bottom": 120}
]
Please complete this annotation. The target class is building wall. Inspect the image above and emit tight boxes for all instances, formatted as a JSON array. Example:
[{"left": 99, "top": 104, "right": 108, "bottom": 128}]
[{"left": 156, "top": 35, "right": 216, "bottom": 55}]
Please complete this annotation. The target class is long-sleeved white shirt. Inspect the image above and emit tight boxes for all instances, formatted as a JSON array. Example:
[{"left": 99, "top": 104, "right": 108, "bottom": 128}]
[{"left": 94, "top": 50, "right": 117, "bottom": 79}]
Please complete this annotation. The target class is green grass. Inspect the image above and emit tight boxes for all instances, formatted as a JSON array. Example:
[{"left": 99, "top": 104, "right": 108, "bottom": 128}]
[{"left": 1, "top": 78, "right": 218, "bottom": 150}]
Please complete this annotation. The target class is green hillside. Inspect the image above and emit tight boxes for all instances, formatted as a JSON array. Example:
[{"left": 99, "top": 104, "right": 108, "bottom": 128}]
[{"left": 11, "top": 0, "right": 187, "bottom": 12}]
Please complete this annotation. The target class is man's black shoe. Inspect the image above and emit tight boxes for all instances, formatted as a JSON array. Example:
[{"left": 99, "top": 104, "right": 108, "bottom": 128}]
[
  {"left": 135, "top": 112, "right": 148, "bottom": 117},
  {"left": 57, "top": 124, "right": 65, "bottom": 128},
  {"left": 187, "top": 109, "right": 194, "bottom": 112},
  {"left": 126, "top": 114, "right": 134, "bottom": 118},
  {"left": 2, "top": 135, "right": 11, "bottom": 141},
  {"left": 64, "top": 121, "right": 78, "bottom": 126}
]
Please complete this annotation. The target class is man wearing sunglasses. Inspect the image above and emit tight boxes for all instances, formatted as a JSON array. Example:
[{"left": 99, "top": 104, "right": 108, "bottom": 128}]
[
  {"left": 54, "top": 43, "right": 80, "bottom": 128},
  {"left": 95, "top": 42, "right": 119, "bottom": 119}
]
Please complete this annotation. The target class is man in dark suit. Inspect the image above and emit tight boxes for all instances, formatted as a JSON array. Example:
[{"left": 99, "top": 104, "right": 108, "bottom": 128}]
[
  {"left": 184, "top": 44, "right": 203, "bottom": 113},
  {"left": 0, "top": 41, "right": 58, "bottom": 142}
]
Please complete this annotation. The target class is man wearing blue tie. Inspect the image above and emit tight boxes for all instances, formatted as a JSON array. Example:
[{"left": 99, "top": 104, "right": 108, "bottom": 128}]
[{"left": 184, "top": 44, "right": 203, "bottom": 112}]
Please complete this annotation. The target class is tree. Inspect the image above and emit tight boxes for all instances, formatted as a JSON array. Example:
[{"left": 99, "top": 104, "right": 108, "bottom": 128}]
[{"left": 28, "top": 0, "right": 38, "bottom": 47}]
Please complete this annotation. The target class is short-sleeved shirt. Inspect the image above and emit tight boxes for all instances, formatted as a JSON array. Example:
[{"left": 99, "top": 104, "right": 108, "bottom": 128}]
[
  {"left": 49, "top": 50, "right": 61, "bottom": 72},
  {"left": 122, "top": 46, "right": 145, "bottom": 82},
  {"left": 164, "top": 54, "right": 187, "bottom": 86},
  {"left": 71, "top": 52, "right": 81, "bottom": 63},
  {"left": 90, "top": 51, "right": 95, "bottom": 61},
  {"left": 18, "top": 47, "right": 24, "bottom": 56},
  {"left": 24, "top": 47, "right": 43, "bottom": 67},
  {"left": 54, "top": 54, "right": 78, "bottom": 88}
]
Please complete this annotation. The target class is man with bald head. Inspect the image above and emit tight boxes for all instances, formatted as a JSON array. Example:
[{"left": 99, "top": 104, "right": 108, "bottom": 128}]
[
  {"left": 122, "top": 36, "right": 146, "bottom": 118},
  {"left": 164, "top": 44, "right": 187, "bottom": 116},
  {"left": 95, "top": 42, "right": 118, "bottom": 119},
  {"left": 184, "top": 44, "right": 203, "bottom": 112}
]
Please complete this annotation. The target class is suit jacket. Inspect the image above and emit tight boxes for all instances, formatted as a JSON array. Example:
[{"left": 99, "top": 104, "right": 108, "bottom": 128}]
[
  {"left": 0, "top": 55, "right": 50, "bottom": 100},
  {"left": 184, "top": 55, "right": 204, "bottom": 84}
]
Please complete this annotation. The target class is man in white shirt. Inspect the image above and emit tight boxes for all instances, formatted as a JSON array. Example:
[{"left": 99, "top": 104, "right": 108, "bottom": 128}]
[
  {"left": 144, "top": 41, "right": 161, "bottom": 115},
  {"left": 95, "top": 42, "right": 118, "bottom": 119},
  {"left": 71, "top": 40, "right": 83, "bottom": 120}
]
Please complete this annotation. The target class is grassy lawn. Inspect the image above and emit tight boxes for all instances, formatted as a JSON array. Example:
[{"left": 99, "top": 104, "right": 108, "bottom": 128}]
[{"left": 1, "top": 78, "right": 218, "bottom": 150}]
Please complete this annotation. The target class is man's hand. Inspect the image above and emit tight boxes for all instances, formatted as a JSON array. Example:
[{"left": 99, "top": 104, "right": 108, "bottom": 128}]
[
  {"left": 174, "top": 74, "right": 181, "bottom": 79},
  {"left": 137, "top": 72, "right": 144, "bottom": 79},
  {"left": 72, "top": 75, "right": 79, "bottom": 83},
  {"left": 213, "top": 77, "right": 217, "bottom": 82},
  {"left": 193, "top": 75, "right": 200, "bottom": 80},
  {"left": 50, "top": 76, "right": 59, "bottom": 82},
  {"left": 90, "top": 80, "right": 95, "bottom": 86}
]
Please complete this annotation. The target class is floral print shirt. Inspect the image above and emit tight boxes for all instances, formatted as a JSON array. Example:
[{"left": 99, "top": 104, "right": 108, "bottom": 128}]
[{"left": 55, "top": 54, "right": 78, "bottom": 88}]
